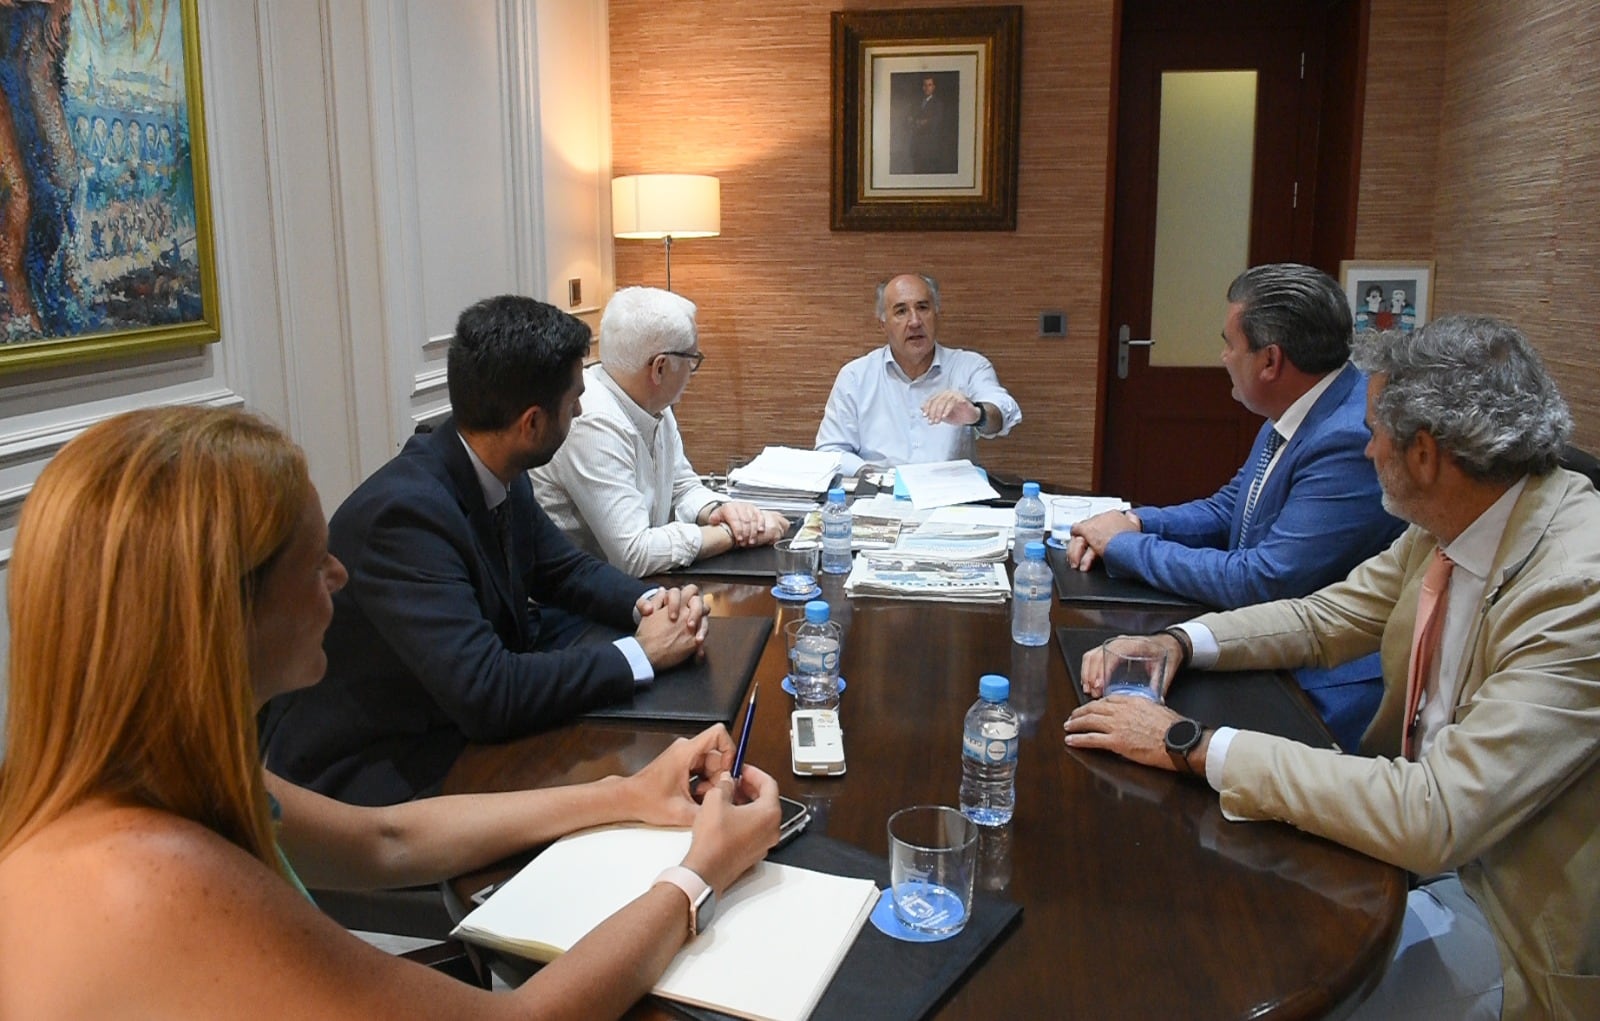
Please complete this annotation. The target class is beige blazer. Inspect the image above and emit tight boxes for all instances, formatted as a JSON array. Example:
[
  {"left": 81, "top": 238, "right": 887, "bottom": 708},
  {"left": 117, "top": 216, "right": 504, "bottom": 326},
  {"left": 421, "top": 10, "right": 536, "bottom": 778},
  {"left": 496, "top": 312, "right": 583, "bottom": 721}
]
[{"left": 1197, "top": 468, "right": 1600, "bottom": 1020}]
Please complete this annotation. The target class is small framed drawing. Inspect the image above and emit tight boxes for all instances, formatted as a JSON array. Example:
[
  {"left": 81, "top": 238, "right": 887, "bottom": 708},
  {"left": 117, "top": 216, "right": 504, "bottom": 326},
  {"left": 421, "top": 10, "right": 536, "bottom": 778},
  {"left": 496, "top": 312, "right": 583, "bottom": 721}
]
[
  {"left": 1340, "top": 260, "right": 1434, "bottom": 334},
  {"left": 830, "top": 6, "right": 1022, "bottom": 232}
]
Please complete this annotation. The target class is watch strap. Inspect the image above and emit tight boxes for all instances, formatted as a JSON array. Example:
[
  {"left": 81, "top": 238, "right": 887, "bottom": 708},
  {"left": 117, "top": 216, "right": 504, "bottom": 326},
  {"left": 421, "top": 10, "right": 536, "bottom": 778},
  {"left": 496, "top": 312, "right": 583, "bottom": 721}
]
[
  {"left": 653, "top": 865, "right": 712, "bottom": 937},
  {"left": 1165, "top": 718, "right": 1203, "bottom": 775}
]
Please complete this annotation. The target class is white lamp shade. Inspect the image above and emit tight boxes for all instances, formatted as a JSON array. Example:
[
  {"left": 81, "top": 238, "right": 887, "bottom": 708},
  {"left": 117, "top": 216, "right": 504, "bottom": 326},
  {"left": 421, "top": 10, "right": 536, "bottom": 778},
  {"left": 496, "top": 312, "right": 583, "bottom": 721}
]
[{"left": 612, "top": 174, "right": 721, "bottom": 239}]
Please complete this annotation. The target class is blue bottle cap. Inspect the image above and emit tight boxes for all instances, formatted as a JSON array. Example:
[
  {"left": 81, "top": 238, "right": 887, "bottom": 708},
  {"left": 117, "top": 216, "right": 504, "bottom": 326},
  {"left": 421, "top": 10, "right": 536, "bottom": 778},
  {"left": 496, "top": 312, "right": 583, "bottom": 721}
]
[
  {"left": 804, "top": 599, "right": 830, "bottom": 623},
  {"left": 827, "top": 487, "right": 846, "bottom": 503},
  {"left": 979, "top": 674, "right": 1010, "bottom": 701},
  {"left": 1024, "top": 540, "right": 1046, "bottom": 561},
  {"left": 1022, "top": 482, "right": 1040, "bottom": 498}
]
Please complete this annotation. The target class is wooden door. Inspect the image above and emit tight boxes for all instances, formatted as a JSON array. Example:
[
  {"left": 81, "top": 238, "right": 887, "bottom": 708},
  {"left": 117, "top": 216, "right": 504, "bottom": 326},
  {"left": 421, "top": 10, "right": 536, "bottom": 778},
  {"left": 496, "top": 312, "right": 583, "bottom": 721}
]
[{"left": 1100, "top": 0, "right": 1358, "bottom": 506}]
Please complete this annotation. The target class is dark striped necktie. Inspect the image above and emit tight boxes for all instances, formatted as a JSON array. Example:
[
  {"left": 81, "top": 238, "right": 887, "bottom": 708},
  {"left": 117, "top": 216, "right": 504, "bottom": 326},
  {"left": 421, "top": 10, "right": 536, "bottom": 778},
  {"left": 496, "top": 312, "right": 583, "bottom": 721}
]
[{"left": 1238, "top": 428, "right": 1284, "bottom": 543}]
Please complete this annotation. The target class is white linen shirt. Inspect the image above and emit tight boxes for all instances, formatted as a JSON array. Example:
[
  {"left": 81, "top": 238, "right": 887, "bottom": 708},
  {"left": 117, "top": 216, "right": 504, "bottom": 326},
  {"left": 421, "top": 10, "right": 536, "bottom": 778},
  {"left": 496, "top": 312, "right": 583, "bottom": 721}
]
[
  {"left": 529, "top": 364, "right": 723, "bottom": 577},
  {"left": 814, "top": 343, "right": 1022, "bottom": 474}
]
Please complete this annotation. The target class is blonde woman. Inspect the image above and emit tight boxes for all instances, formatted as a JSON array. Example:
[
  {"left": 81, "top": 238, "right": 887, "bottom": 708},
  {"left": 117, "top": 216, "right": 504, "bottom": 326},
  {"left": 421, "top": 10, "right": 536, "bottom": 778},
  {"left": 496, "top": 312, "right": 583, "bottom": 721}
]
[{"left": 0, "top": 406, "right": 778, "bottom": 1019}]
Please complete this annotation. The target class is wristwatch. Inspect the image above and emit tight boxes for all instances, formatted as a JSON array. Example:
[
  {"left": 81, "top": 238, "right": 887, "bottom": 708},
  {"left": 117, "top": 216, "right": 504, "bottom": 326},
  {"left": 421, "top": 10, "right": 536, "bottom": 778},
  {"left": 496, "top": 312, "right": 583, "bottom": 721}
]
[
  {"left": 1164, "top": 717, "right": 1205, "bottom": 775},
  {"left": 654, "top": 865, "right": 717, "bottom": 938},
  {"left": 972, "top": 402, "right": 989, "bottom": 433}
]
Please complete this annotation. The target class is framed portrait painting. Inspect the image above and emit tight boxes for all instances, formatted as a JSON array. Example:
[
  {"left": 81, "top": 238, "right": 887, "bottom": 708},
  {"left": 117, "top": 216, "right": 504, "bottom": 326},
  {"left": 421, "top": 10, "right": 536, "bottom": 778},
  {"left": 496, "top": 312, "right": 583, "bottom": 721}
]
[
  {"left": 0, "top": 0, "right": 219, "bottom": 375},
  {"left": 1340, "top": 260, "right": 1434, "bottom": 334},
  {"left": 831, "top": 6, "right": 1022, "bottom": 231}
]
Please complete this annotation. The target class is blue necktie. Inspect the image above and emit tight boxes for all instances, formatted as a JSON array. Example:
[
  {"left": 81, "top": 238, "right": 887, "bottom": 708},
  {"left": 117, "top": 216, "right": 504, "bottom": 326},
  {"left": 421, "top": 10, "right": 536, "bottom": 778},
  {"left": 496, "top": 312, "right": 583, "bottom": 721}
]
[{"left": 1238, "top": 428, "right": 1283, "bottom": 544}]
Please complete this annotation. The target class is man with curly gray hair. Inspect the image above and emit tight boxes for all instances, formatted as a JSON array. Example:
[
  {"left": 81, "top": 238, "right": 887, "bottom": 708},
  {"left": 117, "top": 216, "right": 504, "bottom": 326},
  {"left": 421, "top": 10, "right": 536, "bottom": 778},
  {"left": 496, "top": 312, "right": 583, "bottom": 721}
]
[{"left": 1067, "top": 315, "right": 1599, "bottom": 1019}]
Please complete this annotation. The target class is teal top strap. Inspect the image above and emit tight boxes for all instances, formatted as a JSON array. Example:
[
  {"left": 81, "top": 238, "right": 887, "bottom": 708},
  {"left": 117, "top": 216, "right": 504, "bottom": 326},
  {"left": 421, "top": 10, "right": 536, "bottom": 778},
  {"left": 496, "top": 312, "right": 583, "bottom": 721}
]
[{"left": 267, "top": 791, "right": 315, "bottom": 904}]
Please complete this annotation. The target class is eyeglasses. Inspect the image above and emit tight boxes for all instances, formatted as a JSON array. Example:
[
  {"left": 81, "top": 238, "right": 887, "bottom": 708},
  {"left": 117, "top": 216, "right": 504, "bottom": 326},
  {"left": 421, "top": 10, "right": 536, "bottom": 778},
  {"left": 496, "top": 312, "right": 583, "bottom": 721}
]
[{"left": 656, "top": 350, "right": 705, "bottom": 374}]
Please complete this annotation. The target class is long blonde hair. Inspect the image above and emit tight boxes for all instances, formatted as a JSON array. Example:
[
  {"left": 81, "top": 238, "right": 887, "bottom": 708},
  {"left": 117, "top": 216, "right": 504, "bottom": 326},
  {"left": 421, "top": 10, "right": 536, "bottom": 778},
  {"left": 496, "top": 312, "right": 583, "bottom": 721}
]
[{"left": 0, "top": 406, "right": 310, "bottom": 868}]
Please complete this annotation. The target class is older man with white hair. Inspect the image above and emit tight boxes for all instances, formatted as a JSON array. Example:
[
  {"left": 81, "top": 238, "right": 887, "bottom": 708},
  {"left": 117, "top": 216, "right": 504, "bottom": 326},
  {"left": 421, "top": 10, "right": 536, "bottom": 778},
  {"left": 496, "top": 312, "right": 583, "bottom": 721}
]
[{"left": 532, "top": 287, "right": 788, "bottom": 576}]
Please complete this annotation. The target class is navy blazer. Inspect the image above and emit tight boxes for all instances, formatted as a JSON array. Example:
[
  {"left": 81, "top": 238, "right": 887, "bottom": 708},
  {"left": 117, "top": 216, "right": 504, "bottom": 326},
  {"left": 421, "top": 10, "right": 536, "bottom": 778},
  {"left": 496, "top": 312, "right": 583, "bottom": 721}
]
[
  {"left": 1101, "top": 364, "right": 1405, "bottom": 748},
  {"left": 261, "top": 420, "right": 649, "bottom": 805}
]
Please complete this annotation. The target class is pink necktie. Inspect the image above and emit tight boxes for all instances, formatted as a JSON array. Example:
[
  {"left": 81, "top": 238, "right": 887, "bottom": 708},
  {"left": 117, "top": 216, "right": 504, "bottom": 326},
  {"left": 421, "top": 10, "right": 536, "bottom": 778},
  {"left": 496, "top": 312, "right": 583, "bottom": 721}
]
[{"left": 1403, "top": 548, "right": 1453, "bottom": 759}]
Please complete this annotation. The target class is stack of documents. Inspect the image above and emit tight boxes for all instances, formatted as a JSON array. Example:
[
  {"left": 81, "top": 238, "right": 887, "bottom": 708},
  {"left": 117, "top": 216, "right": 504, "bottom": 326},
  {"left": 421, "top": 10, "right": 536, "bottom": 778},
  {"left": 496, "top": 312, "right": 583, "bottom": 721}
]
[
  {"left": 843, "top": 552, "right": 1011, "bottom": 603},
  {"left": 893, "top": 459, "right": 1000, "bottom": 510},
  {"left": 727, "top": 446, "right": 841, "bottom": 513},
  {"left": 454, "top": 824, "right": 877, "bottom": 1021},
  {"left": 891, "top": 523, "right": 1009, "bottom": 561}
]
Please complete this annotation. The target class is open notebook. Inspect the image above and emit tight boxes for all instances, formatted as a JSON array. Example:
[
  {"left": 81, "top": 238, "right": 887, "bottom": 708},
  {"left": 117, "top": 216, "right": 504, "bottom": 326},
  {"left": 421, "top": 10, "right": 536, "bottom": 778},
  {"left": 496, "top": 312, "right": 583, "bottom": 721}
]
[{"left": 452, "top": 824, "right": 879, "bottom": 1021}]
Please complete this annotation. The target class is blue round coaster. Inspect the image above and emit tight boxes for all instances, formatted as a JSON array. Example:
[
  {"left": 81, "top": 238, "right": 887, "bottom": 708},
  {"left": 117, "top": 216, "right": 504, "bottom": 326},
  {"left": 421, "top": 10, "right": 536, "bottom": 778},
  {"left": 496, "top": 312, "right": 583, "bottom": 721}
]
[
  {"left": 1045, "top": 534, "right": 1070, "bottom": 549},
  {"left": 772, "top": 583, "right": 822, "bottom": 601},
  {"left": 868, "top": 888, "right": 964, "bottom": 943},
  {"left": 780, "top": 675, "right": 847, "bottom": 697}
]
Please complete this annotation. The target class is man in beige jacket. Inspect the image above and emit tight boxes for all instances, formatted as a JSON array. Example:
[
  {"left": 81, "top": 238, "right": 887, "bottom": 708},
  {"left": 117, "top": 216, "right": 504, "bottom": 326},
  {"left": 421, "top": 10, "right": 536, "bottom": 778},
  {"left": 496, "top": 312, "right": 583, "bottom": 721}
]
[{"left": 1066, "top": 315, "right": 1598, "bottom": 1020}]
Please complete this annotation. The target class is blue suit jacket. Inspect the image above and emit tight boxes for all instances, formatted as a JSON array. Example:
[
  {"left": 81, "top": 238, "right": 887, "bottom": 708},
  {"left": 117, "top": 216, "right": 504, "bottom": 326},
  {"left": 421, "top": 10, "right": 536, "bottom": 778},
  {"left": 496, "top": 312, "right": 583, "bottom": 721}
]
[
  {"left": 261, "top": 420, "right": 649, "bottom": 805},
  {"left": 1102, "top": 364, "right": 1405, "bottom": 748}
]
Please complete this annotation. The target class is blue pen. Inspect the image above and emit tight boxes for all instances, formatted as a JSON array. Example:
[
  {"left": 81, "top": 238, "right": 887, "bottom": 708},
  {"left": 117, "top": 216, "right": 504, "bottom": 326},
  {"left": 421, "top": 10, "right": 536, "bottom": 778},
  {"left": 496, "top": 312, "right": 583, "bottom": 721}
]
[{"left": 731, "top": 683, "right": 758, "bottom": 779}]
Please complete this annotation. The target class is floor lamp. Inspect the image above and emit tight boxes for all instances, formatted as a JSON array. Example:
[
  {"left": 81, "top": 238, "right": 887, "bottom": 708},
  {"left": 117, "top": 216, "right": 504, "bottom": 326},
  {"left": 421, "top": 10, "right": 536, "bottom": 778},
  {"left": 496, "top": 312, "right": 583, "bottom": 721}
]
[{"left": 611, "top": 174, "right": 720, "bottom": 291}]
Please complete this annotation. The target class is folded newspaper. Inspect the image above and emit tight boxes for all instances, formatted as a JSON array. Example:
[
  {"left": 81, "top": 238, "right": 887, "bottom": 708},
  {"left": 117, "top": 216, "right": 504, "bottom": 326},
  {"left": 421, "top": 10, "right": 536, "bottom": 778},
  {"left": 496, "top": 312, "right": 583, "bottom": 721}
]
[
  {"left": 843, "top": 552, "right": 1011, "bottom": 603},
  {"left": 891, "top": 524, "right": 1009, "bottom": 561},
  {"left": 790, "top": 512, "right": 902, "bottom": 551}
]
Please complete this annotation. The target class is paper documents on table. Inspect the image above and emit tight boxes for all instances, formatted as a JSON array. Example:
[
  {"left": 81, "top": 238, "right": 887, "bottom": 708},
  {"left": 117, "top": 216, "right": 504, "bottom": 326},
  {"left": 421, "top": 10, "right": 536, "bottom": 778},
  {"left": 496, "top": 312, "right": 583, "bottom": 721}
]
[
  {"left": 791, "top": 511, "right": 902, "bottom": 551},
  {"left": 894, "top": 459, "right": 1000, "bottom": 510},
  {"left": 843, "top": 552, "right": 1012, "bottom": 603},
  {"left": 452, "top": 825, "right": 877, "bottom": 1021},
  {"left": 891, "top": 524, "right": 1010, "bottom": 562}
]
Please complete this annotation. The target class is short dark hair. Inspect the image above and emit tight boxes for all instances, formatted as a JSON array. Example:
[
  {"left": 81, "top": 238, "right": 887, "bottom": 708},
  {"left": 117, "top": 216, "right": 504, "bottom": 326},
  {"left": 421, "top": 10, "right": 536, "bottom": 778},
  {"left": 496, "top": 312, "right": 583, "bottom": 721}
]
[
  {"left": 1226, "top": 264, "right": 1353, "bottom": 375},
  {"left": 447, "top": 295, "right": 590, "bottom": 431}
]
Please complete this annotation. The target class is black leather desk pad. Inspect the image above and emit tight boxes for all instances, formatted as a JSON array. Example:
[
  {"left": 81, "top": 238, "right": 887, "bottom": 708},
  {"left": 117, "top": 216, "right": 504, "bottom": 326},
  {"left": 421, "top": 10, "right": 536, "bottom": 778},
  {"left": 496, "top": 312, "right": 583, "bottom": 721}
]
[
  {"left": 1046, "top": 543, "right": 1208, "bottom": 610},
  {"left": 1056, "top": 627, "right": 1335, "bottom": 749},
  {"left": 577, "top": 616, "right": 772, "bottom": 725},
  {"left": 675, "top": 832, "right": 1021, "bottom": 1021},
  {"left": 667, "top": 543, "right": 781, "bottom": 578}
]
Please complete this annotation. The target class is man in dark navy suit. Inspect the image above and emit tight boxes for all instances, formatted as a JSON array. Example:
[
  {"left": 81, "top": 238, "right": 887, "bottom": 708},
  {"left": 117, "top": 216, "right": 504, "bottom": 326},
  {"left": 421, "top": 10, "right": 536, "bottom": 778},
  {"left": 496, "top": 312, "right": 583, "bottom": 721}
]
[
  {"left": 1068, "top": 264, "right": 1405, "bottom": 749},
  {"left": 263, "top": 296, "right": 707, "bottom": 805}
]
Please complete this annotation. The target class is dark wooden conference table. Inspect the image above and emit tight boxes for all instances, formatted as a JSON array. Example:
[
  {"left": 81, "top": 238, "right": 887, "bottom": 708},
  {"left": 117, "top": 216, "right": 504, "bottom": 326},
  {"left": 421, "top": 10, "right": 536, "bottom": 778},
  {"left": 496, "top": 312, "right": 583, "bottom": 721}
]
[{"left": 444, "top": 570, "right": 1406, "bottom": 1020}]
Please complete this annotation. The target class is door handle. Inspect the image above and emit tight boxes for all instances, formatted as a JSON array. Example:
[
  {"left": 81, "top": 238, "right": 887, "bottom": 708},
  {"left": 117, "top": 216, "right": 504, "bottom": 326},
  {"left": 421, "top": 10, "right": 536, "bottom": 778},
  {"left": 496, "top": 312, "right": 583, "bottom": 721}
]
[{"left": 1116, "top": 324, "right": 1155, "bottom": 379}]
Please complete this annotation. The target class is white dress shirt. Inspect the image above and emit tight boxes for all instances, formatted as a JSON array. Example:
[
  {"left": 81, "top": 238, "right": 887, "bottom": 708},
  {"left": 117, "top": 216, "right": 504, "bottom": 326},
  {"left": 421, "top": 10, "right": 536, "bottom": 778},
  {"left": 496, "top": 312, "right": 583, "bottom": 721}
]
[
  {"left": 1254, "top": 367, "right": 1342, "bottom": 492},
  {"left": 530, "top": 364, "right": 723, "bottom": 577},
  {"left": 815, "top": 343, "right": 1022, "bottom": 474}
]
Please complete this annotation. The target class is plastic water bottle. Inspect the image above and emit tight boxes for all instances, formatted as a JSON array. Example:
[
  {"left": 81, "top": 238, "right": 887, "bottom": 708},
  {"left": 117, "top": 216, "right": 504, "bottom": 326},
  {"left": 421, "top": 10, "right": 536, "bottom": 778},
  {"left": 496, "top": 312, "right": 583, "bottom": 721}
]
[
  {"left": 821, "top": 487, "right": 852, "bottom": 574},
  {"left": 960, "top": 674, "right": 1019, "bottom": 827},
  {"left": 1011, "top": 541, "right": 1052, "bottom": 646},
  {"left": 1012, "top": 482, "right": 1046, "bottom": 565},
  {"left": 792, "top": 599, "right": 842, "bottom": 709}
]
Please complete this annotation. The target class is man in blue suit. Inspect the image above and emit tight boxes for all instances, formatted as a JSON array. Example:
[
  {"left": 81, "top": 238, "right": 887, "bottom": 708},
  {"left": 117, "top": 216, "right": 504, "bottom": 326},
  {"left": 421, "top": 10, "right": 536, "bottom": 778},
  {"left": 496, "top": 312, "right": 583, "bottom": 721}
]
[
  {"left": 261, "top": 296, "right": 709, "bottom": 805},
  {"left": 1068, "top": 264, "right": 1404, "bottom": 749}
]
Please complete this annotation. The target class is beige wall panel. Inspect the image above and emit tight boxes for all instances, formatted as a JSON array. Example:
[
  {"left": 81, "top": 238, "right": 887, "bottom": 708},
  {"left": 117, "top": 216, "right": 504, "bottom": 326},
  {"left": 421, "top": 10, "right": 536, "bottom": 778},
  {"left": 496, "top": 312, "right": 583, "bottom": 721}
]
[{"left": 609, "top": 0, "right": 1115, "bottom": 488}]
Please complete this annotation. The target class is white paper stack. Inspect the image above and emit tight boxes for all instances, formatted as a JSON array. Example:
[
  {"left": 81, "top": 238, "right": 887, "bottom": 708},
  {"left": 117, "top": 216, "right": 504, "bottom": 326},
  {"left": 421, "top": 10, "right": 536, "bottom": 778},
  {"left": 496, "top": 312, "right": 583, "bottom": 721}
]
[
  {"left": 727, "top": 446, "right": 841, "bottom": 513},
  {"left": 893, "top": 459, "right": 1000, "bottom": 510}
]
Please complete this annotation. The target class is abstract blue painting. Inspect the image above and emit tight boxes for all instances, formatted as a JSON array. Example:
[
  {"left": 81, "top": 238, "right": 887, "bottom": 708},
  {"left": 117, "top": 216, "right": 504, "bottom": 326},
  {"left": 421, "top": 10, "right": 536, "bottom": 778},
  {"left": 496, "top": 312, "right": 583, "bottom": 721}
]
[{"left": 0, "top": 0, "right": 216, "bottom": 373}]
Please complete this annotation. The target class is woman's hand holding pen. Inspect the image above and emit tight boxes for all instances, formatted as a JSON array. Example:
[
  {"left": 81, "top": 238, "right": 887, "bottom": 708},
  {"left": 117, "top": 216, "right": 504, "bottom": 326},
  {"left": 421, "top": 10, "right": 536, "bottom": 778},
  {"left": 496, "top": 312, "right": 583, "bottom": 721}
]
[
  {"left": 681, "top": 765, "right": 781, "bottom": 896},
  {"left": 624, "top": 724, "right": 734, "bottom": 827}
]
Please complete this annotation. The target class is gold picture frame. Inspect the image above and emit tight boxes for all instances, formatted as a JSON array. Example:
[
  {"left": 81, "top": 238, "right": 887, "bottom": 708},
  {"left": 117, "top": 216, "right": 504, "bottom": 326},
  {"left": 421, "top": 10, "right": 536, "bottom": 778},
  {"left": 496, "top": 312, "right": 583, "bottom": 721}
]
[
  {"left": 830, "top": 6, "right": 1022, "bottom": 232},
  {"left": 0, "top": 0, "right": 219, "bottom": 375}
]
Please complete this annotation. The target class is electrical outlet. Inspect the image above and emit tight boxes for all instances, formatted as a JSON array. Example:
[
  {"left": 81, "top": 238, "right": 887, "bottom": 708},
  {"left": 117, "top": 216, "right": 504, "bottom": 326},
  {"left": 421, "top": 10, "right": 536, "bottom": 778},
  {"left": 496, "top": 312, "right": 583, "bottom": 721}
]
[{"left": 1039, "top": 311, "right": 1067, "bottom": 337}]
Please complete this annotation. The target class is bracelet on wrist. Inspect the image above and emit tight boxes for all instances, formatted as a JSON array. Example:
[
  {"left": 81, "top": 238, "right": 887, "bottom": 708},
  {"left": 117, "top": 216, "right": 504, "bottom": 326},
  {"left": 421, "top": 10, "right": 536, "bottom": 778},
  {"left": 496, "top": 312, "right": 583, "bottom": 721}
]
[{"left": 1162, "top": 625, "right": 1193, "bottom": 668}]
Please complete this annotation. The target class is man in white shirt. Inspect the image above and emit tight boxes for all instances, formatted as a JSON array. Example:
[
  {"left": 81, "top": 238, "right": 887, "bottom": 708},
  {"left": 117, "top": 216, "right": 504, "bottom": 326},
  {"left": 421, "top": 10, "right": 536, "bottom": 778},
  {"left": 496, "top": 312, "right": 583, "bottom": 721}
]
[
  {"left": 814, "top": 272, "right": 1021, "bottom": 474},
  {"left": 531, "top": 287, "right": 788, "bottom": 577},
  {"left": 1065, "top": 316, "right": 1600, "bottom": 1020}
]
